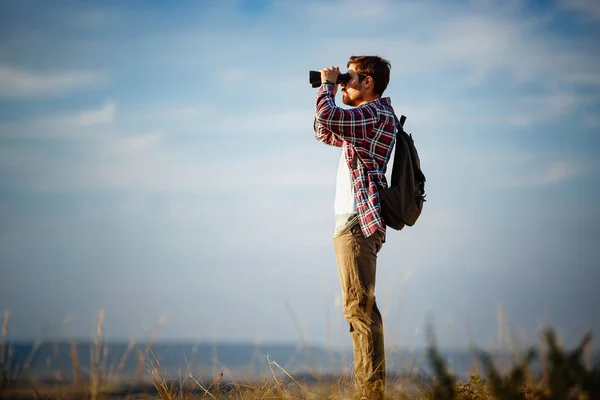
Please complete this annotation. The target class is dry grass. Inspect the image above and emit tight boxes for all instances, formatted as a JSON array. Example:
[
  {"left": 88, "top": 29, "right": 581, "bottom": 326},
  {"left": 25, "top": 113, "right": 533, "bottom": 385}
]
[{"left": 0, "top": 309, "right": 597, "bottom": 400}]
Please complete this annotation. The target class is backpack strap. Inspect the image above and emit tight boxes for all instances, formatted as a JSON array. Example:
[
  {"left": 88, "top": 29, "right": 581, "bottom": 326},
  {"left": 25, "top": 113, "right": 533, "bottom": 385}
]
[
  {"left": 391, "top": 110, "right": 406, "bottom": 130},
  {"left": 388, "top": 111, "right": 407, "bottom": 185},
  {"left": 391, "top": 110, "right": 427, "bottom": 188}
]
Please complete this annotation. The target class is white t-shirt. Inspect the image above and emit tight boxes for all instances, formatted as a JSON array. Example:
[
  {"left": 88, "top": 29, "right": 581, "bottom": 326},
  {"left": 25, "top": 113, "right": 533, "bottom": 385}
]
[{"left": 333, "top": 146, "right": 358, "bottom": 236}]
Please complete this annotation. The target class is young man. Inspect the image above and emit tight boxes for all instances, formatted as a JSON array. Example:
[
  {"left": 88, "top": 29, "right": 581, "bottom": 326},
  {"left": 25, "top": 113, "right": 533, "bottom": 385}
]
[{"left": 313, "top": 56, "right": 395, "bottom": 400}]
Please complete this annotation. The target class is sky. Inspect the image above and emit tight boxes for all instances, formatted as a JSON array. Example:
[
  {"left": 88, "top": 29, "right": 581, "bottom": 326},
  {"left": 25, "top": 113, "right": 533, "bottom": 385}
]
[{"left": 0, "top": 0, "right": 599, "bottom": 351}]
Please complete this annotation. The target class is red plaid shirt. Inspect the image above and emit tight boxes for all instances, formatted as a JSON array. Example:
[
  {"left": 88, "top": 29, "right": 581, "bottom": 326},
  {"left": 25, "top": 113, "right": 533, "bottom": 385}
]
[{"left": 313, "top": 83, "right": 396, "bottom": 241}]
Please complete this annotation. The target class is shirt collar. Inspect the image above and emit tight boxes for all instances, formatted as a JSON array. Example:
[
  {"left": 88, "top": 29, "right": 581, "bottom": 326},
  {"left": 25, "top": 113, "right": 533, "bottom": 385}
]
[
  {"left": 377, "top": 97, "right": 391, "bottom": 105},
  {"left": 364, "top": 97, "right": 391, "bottom": 106}
]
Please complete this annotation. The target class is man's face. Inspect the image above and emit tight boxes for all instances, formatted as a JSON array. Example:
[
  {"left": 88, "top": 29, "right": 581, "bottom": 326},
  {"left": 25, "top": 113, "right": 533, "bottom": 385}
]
[{"left": 341, "top": 63, "right": 364, "bottom": 107}]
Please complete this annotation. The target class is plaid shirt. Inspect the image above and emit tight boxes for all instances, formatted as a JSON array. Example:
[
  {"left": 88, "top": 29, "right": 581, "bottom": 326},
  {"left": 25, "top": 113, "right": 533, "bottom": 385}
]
[{"left": 313, "top": 83, "right": 396, "bottom": 241}]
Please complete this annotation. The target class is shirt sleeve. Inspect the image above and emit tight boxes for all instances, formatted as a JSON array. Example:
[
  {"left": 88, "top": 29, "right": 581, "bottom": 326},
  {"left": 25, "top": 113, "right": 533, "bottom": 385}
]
[
  {"left": 314, "top": 117, "right": 344, "bottom": 147},
  {"left": 314, "top": 83, "right": 379, "bottom": 146}
]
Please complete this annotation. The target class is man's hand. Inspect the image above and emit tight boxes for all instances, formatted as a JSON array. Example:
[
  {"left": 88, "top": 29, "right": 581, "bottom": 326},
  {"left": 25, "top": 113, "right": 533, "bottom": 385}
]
[{"left": 320, "top": 66, "right": 339, "bottom": 95}]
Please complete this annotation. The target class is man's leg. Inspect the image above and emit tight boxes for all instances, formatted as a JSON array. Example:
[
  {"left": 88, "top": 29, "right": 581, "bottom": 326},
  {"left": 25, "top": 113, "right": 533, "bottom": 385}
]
[{"left": 334, "top": 224, "right": 385, "bottom": 399}]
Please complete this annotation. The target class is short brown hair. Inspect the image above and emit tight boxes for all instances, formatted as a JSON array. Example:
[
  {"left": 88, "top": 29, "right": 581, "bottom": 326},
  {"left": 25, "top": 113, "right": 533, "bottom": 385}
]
[{"left": 347, "top": 55, "right": 391, "bottom": 97}]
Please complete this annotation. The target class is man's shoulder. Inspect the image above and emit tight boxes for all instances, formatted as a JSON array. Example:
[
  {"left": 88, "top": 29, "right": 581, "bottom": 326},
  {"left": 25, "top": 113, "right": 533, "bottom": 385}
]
[{"left": 360, "top": 97, "right": 392, "bottom": 114}]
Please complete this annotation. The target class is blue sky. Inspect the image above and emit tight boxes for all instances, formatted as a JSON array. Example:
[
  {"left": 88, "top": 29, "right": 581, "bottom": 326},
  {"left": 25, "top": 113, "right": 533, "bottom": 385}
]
[{"left": 0, "top": 0, "right": 599, "bottom": 351}]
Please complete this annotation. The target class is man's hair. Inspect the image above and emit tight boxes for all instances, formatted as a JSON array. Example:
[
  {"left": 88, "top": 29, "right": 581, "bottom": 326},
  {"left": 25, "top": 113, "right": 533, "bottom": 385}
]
[{"left": 347, "top": 55, "right": 391, "bottom": 97}]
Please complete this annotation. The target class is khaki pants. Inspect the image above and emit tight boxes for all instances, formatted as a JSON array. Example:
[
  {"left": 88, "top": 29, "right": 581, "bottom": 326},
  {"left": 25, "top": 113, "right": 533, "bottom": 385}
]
[{"left": 333, "top": 224, "right": 385, "bottom": 400}]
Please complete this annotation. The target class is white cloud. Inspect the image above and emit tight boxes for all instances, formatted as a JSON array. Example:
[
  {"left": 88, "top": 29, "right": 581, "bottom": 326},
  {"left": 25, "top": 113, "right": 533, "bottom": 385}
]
[
  {"left": 0, "top": 102, "right": 116, "bottom": 139},
  {"left": 220, "top": 67, "right": 249, "bottom": 83},
  {"left": 70, "top": 8, "right": 123, "bottom": 29},
  {"left": 430, "top": 14, "right": 598, "bottom": 90},
  {"left": 430, "top": 144, "right": 598, "bottom": 190},
  {"left": 565, "top": 72, "right": 600, "bottom": 87},
  {"left": 112, "top": 133, "right": 163, "bottom": 153},
  {"left": 137, "top": 103, "right": 218, "bottom": 122},
  {"left": 13, "top": 145, "right": 335, "bottom": 193},
  {"left": 500, "top": 92, "right": 590, "bottom": 127},
  {"left": 0, "top": 65, "right": 107, "bottom": 99},
  {"left": 583, "top": 114, "right": 600, "bottom": 128},
  {"left": 558, "top": 0, "right": 600, "bottom": 22},
  {"left": 540, "top": 161, "right": 578, "bottom": 185},
  {"left": 495, "top": 158, "right": 590, "bottom": 188},
  {"left": 54, "top": 102, "right": 116, "bottom": 126},
  {"left": 307, "top": 0, "right": 394, "bottom": 21},
  {"left": 129, "top": 102, "right": 316, "bottom": 138}
]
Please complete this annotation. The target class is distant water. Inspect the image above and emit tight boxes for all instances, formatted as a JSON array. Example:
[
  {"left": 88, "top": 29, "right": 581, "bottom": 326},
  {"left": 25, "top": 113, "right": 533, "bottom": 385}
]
[{"left": 2, "top": 340, "right": 594, "bottom": 383}]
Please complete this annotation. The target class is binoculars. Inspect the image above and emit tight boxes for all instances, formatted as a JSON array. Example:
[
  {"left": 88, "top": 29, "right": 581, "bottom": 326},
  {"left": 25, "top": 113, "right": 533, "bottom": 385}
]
[{"left": 309, "top": 70, "right": 351, "bottom": 88}]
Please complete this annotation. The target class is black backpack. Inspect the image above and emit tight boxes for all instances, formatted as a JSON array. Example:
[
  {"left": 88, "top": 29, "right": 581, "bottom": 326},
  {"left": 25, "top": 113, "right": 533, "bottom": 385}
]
[{"left": 378, "top": 112, "right": 426, "bottom": 231}]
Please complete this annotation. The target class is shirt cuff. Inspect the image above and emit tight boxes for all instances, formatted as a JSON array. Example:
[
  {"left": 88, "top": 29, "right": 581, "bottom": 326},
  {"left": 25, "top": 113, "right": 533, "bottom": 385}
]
[{"left": 319, "top": 83, "right": 335, "bottom": 95}]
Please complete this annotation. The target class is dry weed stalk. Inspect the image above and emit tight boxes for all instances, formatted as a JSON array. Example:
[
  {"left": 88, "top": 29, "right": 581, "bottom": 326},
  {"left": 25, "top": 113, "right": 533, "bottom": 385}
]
[
  {"left": 100, "top": 342, "right": 109, "bottom": 388},
  {"left": 133, "top": 347, "right": 145, "bottom": 384},
  {"left": 264, "top": 354, "right": 296, "bottom": 400},
  {"left": 184, "top": 343, "right": 199, "bottom": 380},
  {"left": 188, "top": 374, "right": 217, "bottom": 399},
  {"left": 27, "top": 375, "right": 44, "bottom": 400},
  {"left": 146, "top": 315, "right": 168, "bottom": 354},
  {"left": 69, "top": 340, "right": 81, "bottom": 391},
  {"left": 148, "top": 352, "right": 176, "bottom": 400},
  {"left": 113, "top": 337, "right": 136, "bottom": 381},
  {"left": 6, "top": 345, "right": 14, "bottom": 384},
  {"left": 539, "top": 327, "right": 549, "bottom": 388},
  {"left": 52, "top": 342, "right": 66, "bottom": 383},
  {"left": 128, "top": 314, "right": 168, "bottom": 391},
  {"left": 90, "top": 309, "right": 105, "bottom": 400},
  {"left": 270, "top": 358, "right": 314, "bottom": 398},
  {"left": 0, "top": 309, "right": 9, "bottom": 379},
  {"left": 21, "top": 338, "right": 41, "bottom": 378}
]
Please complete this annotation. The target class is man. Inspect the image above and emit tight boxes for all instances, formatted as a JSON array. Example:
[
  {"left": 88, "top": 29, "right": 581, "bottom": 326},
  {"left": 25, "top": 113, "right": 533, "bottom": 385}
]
[{"left": 313, "top": 55, "right": 396, "bottom": 400}]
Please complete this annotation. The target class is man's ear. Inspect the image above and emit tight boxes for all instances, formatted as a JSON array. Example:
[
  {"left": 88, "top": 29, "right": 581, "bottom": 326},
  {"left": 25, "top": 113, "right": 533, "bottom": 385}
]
[{"left": 364, "top": 76, "right": 375, "bottom": 92}]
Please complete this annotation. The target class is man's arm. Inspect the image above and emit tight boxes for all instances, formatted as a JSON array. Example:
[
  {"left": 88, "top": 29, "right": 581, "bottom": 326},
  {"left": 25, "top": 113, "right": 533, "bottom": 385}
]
[
  {"left": 314, "top": 84, "right": 378, "bottom": 145},
  {"left": 314, "top": 116, "right": 344, "bottom": 147}
]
